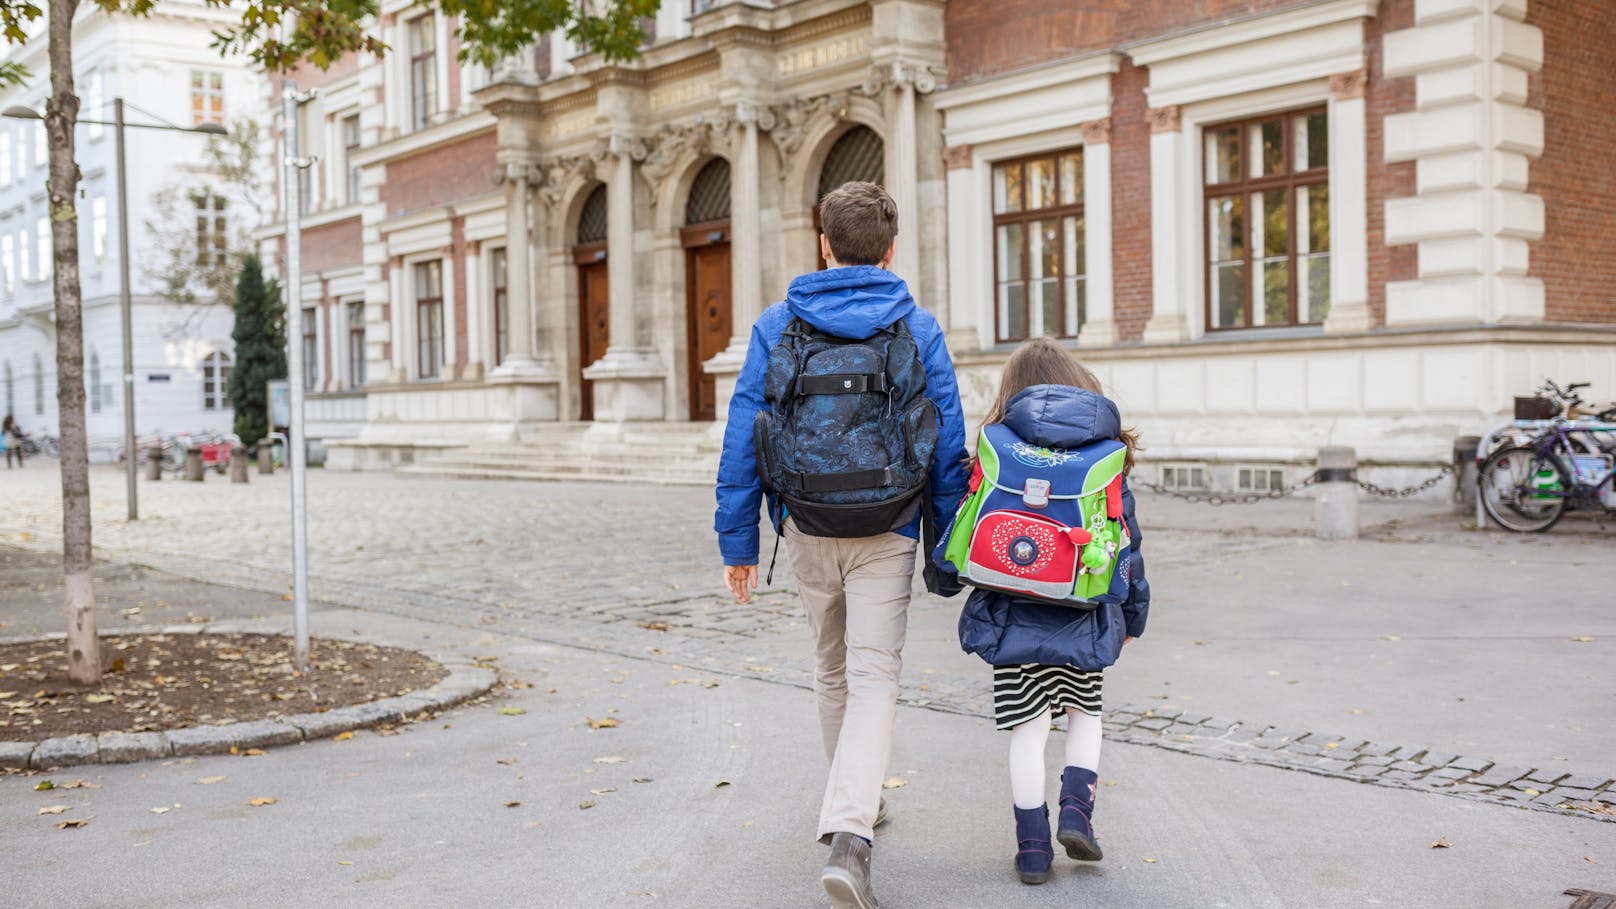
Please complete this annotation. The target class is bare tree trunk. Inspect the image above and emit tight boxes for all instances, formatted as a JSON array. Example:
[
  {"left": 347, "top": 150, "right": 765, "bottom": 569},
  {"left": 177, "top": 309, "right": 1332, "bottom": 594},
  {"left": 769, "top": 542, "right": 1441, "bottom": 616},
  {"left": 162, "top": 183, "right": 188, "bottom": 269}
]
[{"left": 46, "top": 0, "right": 97, "bottom": 686}]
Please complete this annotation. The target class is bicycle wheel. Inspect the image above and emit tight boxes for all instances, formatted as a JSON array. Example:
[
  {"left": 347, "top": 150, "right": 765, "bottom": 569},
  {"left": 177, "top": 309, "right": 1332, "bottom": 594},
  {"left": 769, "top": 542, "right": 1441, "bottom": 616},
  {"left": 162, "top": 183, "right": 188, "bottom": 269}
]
[{"left": 1480, "top": 446, "right": 1569, "bottom": 532}]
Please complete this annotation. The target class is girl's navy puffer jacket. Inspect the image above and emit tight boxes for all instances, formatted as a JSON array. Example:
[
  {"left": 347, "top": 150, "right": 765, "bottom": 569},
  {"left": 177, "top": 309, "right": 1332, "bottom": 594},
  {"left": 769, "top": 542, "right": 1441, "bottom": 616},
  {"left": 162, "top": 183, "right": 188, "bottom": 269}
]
[{"left": 942, "top": 384, "right": 1150, "bottom": 671}]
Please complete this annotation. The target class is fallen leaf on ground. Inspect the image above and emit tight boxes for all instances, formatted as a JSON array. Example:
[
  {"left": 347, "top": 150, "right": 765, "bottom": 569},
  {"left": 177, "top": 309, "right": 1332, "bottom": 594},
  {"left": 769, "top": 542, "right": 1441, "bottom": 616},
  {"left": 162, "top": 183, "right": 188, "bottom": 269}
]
[
  {"left": 33, "top": 780, "right": 54, "bottom": 791},
  {"left": 1349, "top": 708, "right": 1366, "bottom": 716},
  {"left": 57, "top": 817, "right": 92, "bottom": 829},
  {"left": 149, "top": 806, "right": 172, "bottom": 815},
  {"left": 196, "top": 776, "right": 226, "bottom": 785},
  {"left": 1572, "top": 636, "right": 1595, "bottom": 643},
  {"left": 1324, "top": 742, "right": 1340, "bottom": 750},
  {"left": 1430, "top": 837, "right": 1451, "bottom": 849},
  {"left": 84, "top": 694, "right": 116, "bottom": 704},
  {"left": 638, "top": 621, "right": 671, "bottom": 632},
  {"left": 579, "top": 800, "right": 596, "bottom": 810},
  {"left": 1524, "top": 788, "right": 1541, "bottom": 796},
  {"left": 881, "top": 777, "right": 907, "bottom": 790},
  {"left": 496, "top": 757, "right": 517, "bottom": 766},
  {"left": 247, "top": 797, "right": 277, "bottom": 807},
  {"left": 337, "top": 861, "right": 354, "bottom": 866},
  {"left": 1586, "top": 856, "right": 1599, "bottom": 864},
  {"left": 592, "top": 756, "right": 626, "bottom": 765},
  {"left": 632, "top": 778, "right": 653, "bottom": 784},
  {"left": 37, "top": 805, "right": 68, "bottom": 815},
  {"left": 1381, "top": 635, "right": 1401, "bottom": 642},
  {"left": 240, "top": 749, "right": 266, "bottom": 757},
  {"left": 740, "top": 821, "right": 753, "bottom": 829},
  {"left": 1142, "top": 857, "right": 1158, "bottom": 864},
  {"left": 587, "top": 716, "right": 619, "bottom": 729},
  {"left": 504, "top": 801, "right": 521, "bottom": 808},
  {"left": 498, "top": 707, "right": 527, "bottom": 717},
  {"left": 334, "top": 731, "right": 355, "bottom": 742},
  {"left": 590, "top": 788, "right": 616, "bottom": 795}
]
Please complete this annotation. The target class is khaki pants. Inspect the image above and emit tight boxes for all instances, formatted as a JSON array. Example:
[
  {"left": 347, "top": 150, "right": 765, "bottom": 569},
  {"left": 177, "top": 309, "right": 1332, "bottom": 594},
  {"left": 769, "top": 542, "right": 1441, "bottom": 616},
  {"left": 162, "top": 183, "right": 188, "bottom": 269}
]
[{"left": 783, "top": 518, "right": 916, "bottom": 842}]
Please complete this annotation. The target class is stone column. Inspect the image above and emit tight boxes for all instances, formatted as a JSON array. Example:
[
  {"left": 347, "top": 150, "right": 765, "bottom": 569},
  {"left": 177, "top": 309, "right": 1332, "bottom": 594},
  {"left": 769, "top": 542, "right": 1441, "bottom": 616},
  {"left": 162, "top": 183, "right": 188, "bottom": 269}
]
[
  {"left": 1382, "top": 0, "right": 1545, "bottom": 326},
  {"left": 942, "top": 143, "right": 984, "bottom": 351},
  {"left": 581, "top": 138, "right": 665, "bottom": 422},
  {"left": 705, "top": 108, "right": 764, "bottom": 423},
  {"left": 891, "top": 73, "right": 921, "bottom": 274},
  {"left": 1142, "top": 105, "right": 1191, "bottom": 344},
  {"left": 486, "top": 166, "right": 559, "bottom": 434},
  {"left": 1076, "top": 118, "right": 1118, "bottom": 348},
  {"left": 1323, "top": 70, "right": 1373, "bottom": 334}
]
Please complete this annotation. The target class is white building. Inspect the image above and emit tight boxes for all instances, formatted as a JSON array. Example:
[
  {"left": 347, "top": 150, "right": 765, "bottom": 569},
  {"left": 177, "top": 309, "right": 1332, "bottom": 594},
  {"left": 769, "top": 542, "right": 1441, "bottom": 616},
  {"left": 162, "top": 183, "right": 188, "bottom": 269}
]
[{"left": 0, "top": 2, "right": 256, "bottom": 454}]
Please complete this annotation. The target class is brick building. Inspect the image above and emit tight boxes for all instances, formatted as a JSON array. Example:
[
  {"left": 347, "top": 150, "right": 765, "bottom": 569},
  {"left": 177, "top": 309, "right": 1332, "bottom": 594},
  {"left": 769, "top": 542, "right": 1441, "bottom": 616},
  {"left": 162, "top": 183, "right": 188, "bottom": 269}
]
[{"left": 263, "top": 0, "right": 1614, "bottom": 488}]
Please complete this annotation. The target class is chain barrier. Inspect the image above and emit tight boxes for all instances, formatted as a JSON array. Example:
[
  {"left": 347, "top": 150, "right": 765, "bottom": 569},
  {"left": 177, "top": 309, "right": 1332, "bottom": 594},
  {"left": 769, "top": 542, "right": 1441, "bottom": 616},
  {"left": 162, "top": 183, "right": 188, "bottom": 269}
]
[{"left": 1140, "top": 464, "right": 1455, "bottom": 506}]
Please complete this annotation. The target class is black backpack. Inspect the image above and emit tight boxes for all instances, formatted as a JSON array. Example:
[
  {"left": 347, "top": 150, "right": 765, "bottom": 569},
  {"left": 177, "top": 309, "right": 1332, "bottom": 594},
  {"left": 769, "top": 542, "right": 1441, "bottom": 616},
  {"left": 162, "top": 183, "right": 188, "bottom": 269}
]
[{"left": 753, "top": 317, "right": 939, "bottom": 538}]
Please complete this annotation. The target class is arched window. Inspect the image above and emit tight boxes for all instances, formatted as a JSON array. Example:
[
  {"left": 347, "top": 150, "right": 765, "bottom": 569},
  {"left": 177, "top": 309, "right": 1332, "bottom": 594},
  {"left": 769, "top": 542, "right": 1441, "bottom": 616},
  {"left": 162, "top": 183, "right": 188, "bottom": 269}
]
[
  {"left": 684, "top": 158, "right": 731, "bottom": 225},
  {"left": 576, "top": 185, "right": 607, "bottom": 245},
  {"left": 202, "top": 349, "right": 231, "bottom": 410},
  {"left": 32, "top": 352, "right": 43, "bottom": 415},
  {"left": 817, "top": 125, "right": 885, "bottom": 201},
  {"left": 89, "top": 349, "right": 101, "bottom": 414}
]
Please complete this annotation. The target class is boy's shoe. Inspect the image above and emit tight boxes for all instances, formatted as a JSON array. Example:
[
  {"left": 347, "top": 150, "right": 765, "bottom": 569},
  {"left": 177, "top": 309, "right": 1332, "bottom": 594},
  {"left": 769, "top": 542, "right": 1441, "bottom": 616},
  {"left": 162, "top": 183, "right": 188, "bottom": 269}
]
[
  {"left": 1056, "top": 766, "right": 1103, "bottom": 861},
  {"left": 1013, "top": 804, "right": 1053, "bottom": 885},
  {"left": 822, "top": 832, "right": 880, "bottom": 909}
]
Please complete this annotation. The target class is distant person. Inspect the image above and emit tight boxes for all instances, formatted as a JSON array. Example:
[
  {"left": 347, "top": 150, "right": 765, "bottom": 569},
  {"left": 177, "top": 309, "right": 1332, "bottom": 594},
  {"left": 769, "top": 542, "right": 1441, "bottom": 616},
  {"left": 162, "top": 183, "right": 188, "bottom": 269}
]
[
  {"left": 715, "top": 180, "right": 969, "bottom": 909},
  {"left": 934, "top": 338, "right": 1149, "bottom": 886},
  {"left": 2, "top": 414, "right": 22, "bottom": 468}
]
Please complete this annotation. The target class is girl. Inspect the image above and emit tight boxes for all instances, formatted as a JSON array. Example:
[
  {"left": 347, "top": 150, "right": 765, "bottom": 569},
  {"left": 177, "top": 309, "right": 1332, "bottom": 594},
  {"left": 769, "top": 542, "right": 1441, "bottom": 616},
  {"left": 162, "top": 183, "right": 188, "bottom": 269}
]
[{"left": 945, "top": 338, "right": 1149, "bottom": 885}]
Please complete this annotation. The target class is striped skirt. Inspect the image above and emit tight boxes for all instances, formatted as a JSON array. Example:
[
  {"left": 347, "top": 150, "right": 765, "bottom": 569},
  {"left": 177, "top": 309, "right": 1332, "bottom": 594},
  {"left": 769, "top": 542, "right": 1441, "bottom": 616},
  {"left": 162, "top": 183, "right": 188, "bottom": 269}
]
[{"left": 993, "top": 664, "right": 1103, "bottom": 730}]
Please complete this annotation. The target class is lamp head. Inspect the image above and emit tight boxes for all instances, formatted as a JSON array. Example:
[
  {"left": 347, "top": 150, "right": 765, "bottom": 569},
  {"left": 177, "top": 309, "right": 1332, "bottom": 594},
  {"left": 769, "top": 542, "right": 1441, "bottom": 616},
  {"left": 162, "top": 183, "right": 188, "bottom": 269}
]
[{"left": 2, "top": 105, "right": 41, "bottom": 120}]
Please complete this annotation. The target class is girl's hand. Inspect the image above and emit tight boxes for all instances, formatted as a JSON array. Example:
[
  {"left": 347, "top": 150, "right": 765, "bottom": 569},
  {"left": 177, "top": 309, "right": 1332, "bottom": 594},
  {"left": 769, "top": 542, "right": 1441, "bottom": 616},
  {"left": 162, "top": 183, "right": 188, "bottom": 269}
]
[{"left": 1122, "top": 636, "right": 1136, "bottom": 646}]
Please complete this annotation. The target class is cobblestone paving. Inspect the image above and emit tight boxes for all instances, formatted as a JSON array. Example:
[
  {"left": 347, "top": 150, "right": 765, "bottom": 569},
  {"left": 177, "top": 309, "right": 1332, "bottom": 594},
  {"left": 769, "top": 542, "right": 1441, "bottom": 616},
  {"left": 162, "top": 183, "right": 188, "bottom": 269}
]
[{"left": 2, "top": 467, "right": 1611, "bottom": 824}]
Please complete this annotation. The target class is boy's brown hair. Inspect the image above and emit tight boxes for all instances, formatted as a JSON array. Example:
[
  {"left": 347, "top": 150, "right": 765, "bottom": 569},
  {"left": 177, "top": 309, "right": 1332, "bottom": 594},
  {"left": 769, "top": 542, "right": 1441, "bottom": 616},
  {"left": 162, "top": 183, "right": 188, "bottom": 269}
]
[
  {"left": 818, "top": 181, "right": 899, "bottom": 266},
  {"left": 981, "top": 337, "right": 1141, "bottom": 474}
]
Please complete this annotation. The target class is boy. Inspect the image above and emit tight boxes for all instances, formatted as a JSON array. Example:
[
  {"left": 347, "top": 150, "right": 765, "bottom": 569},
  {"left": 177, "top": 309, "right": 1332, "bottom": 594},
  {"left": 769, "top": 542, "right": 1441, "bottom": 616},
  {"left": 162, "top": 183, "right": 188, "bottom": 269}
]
[{"left": 713, "top": 181, "right": 969, "bottom": 909}]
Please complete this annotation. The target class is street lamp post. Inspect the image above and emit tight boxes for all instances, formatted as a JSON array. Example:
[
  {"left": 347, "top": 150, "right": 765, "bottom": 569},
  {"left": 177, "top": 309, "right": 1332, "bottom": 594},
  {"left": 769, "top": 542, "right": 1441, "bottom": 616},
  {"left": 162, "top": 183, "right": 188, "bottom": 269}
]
[{"left": 2, "top": 99, "right": 225, "bottom": 522}]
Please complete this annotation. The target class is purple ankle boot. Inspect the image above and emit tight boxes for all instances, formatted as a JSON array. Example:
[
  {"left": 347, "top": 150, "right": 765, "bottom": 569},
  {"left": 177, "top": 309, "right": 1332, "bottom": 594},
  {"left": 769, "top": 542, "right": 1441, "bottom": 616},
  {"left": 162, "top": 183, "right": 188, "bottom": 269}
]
[
  {"left": 1057, "top": 766, "right": 1103, "bottom": 861},
  {"left": 1013, "top": 804, "right": 1053, "bottom": 884}
]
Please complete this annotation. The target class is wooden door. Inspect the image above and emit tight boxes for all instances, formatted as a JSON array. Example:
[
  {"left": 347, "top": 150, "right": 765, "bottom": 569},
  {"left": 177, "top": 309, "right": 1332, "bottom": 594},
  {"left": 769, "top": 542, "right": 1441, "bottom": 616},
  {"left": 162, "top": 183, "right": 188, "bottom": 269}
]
[
  {"left": 575, "top": 245, "right": 609, "bottom": 421},
  {"left": 683, "top": 223, "right": 732, "bottom": 421}
]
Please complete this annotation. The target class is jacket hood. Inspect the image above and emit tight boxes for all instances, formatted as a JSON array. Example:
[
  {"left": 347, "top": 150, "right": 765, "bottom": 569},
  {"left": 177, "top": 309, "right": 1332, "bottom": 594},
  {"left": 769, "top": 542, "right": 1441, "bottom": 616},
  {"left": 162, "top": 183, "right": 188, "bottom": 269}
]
[
  {"left": 1001, "top": 384, "right": 1122, "bottom": 449},
  {"left": 785, "top": 266, "right": 915, "bottom": 339}
]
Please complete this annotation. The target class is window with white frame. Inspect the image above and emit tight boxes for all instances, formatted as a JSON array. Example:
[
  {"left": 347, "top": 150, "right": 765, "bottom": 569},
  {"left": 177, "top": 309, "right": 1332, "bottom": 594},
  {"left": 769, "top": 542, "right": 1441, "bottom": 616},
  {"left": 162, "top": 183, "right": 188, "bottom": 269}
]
[
  {"left": 0, "top": 132, "right": 11, "bottom": 187},
  {"left": 1, "top": 234, "right": 12, "bottom": 294},
  {"left": 34, "top": 217, "right": 48, "bottom": 280},
  {"left": 201, "top": 350, "right": 231, "bottom": 410},
  {"left": 991, "top": 149, "right": 1086, "bottom": 341},
  {"left": 342, "top": 115, "right": 362, "bottom": 204},
  {"left": 491, "top": 247, "right": 508, "bottom": 366},
  {"left": 346, "top": 300, "right": 365, "bottom": 389},
  {"left": 1203, "top": 108, "right": 1331, "bottom": 330},
  {"left": 32, "top": 352, "right": 43, "bottom": 415},
  {"left": 18, "top": 225, "right": 29, "bottom": 282},
  {"left": 302, "top": 306, "right": 318, "bottom": 391},
  {"left": 414, "top": 260, "right": 444, "bottom": 379},
  {"left": 194, "top": 192, "right": 227, "bottom": 267},
  {"left": 91, "top": 196, "right": 107, "bottom": 264},
  {"left": 191, "top": 70, "right": 224, "bottom": 126},
  {"left": 408, "top": 15, "right": 440, "bottom": 131},
  {"left": 89, "top": 348, "right": 101, "bottom": 414},
  {"left": 12, "top": 124, "right": 22, "bottom": 180}
]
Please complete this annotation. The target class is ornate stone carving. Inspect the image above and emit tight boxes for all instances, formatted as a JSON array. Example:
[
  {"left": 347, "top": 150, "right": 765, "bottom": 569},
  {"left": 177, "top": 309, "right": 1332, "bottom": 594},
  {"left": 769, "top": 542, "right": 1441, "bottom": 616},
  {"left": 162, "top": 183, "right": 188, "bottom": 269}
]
[
  {"left": 860, "top": 61, "right": 940, "bottom": 97},
  {"left": 1330, "top": 68, "right": 1368, "bottom": 100},
  {"left": 1080, "top": 118, "right": 1111, "bottom": 145},
  {"left": 1148, "top": 105, "right": 1182, "bottom": 134},
  {"left": 639, "top": 118, "right": 726, "bottom": 194}
]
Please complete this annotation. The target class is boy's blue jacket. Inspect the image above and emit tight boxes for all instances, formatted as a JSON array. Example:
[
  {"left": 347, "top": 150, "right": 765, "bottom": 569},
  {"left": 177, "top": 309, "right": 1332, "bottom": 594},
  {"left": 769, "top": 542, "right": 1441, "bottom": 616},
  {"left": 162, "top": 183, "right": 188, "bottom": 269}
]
[
  {"left": 714, "top": 266, "right": 971, "bottom": 565},
  {"left": 945, "top": 384, "right": 1150, "bottom": 670}
]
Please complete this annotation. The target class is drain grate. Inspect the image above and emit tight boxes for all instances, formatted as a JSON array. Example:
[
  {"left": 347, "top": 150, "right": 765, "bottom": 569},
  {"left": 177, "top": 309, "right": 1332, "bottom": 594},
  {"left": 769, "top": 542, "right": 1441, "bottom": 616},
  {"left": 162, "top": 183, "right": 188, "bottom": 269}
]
[{"left": 1566, "top": 889, "right": 1616, "bottom": 909}]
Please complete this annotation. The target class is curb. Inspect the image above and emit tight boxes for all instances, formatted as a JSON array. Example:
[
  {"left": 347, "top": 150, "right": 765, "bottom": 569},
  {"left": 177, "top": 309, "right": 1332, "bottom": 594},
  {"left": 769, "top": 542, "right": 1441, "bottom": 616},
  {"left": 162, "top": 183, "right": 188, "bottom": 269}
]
[{"left": 0, "top": 627, "right": 498, "bottom": 771}]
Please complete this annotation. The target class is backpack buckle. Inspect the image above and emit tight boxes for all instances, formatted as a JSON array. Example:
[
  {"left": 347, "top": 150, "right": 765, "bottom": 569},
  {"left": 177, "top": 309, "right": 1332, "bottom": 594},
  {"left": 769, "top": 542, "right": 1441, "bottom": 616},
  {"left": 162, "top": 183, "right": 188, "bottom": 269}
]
[{"left": 1022, "top": 478, "right": 1051, "bottom": 509}]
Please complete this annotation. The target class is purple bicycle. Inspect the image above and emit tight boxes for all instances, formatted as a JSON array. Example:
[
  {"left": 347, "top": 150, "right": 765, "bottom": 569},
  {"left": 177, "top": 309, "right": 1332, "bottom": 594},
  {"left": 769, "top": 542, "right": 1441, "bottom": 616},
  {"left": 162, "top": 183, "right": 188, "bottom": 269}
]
[{"left": 1479, "top": 381, "right": 1616, "bottom": 532}]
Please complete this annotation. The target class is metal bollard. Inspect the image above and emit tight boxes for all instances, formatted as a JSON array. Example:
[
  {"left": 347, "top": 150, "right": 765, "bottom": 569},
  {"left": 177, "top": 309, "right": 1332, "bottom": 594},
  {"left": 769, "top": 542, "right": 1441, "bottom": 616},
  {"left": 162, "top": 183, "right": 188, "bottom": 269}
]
[
  {"left": 230, "top": 445, "right": 249, "bottom": 484},
  {"left": 257, "top": 438, "right": 275, "bottom": 475},
  {"left": 1315, "top": 446, "right": 1359, "bottom": 540},
  {"left": 1452, "top": 435, "right": 1480, "bottom": 518},
  {"left": 145, "top": 445, "right": 163, "bottom": 481},
  {"left": 183, "top": 447, "right": 205, "bottom": 482}
]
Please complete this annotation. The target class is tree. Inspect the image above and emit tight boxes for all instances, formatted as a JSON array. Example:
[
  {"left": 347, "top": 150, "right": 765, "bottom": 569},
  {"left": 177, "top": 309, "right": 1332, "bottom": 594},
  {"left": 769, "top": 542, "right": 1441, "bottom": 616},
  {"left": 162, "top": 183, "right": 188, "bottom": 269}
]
[
  {"left": 227, "top": 255, "right": 285, "bottom": 449},
  {"left": 0, "top": 0, "right": 659, "bottom": 686}
]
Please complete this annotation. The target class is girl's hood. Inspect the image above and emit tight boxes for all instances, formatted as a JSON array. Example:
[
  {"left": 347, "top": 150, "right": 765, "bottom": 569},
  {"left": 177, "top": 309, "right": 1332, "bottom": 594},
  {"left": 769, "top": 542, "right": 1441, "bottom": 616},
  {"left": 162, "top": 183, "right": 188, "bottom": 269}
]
[{"left": 1001, "top": 384, "right": 1122, "bottom": 449}]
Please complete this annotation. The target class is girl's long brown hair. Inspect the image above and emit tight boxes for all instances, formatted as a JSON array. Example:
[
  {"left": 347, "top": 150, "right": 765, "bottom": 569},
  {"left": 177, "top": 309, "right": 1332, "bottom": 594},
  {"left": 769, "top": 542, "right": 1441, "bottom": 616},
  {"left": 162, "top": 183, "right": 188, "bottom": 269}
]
[{"left": 980, "top": 337, "right": 1140, "bottom": 474}]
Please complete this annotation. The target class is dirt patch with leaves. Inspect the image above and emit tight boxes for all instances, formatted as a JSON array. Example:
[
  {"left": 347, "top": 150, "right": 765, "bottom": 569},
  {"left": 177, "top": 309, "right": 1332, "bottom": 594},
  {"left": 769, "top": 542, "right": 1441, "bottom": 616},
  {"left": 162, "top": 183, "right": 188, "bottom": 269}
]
[{"left": 0, "top": 633, "right": 447, "bottom": 740}]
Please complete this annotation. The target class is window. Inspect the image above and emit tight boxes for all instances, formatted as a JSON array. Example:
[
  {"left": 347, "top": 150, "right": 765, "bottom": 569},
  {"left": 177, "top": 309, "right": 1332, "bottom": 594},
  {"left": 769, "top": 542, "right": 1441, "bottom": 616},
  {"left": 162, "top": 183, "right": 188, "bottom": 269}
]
[
  {"left": 89, "top": 349, "right": 101, "bottom": 414},
  {"left": 35, "top": 217, "right": 48, "bottom": 280},
  {"left": 1236, "top": 466, "right": 1286, "bottom": 493},
  {"left": 84, "top": 70, "right": 103, "bottom": 140},
  {"left": 491, "top": 247, "right": 508, "bottom": 366},
  {"left": 342, "top": 115, "right": 362, "bottom": 204},
  {"left": 991, "top": 149, "right": 1086, "bottom": 341},
  {"left": 346, "top": 300, "right": 365, "bottom": 389},
  {"left": 1160, "top": 464, "right": 1208, "bottom": 492},
  {"left": 194, "top": 193, "right": 227, "bottom": 267},
  {"left": 201, "top": 350, "right": 231, "bottom": 410},
  {"left": 302, "top": 307, "right": 318, "bottom": 391},
  {"left": 414, "top": 260, "right": 444, "bottom": 378},
  {"left": 32, "top": 352, "right": 43, "bottom": 415},
  {"left": 91, "top": 197, "right": 107, "bottom": 264},
  {"left": 0, "top": 132, "right": 11, "bottom": 186},
  {"left": 18, "top": 225, "right": 28, "bottom": 282},
  {"left": 408, "top": 15, "right": 439, "bottom": 131},
  {"left": 1204, "top": 108, "right": 1330, "bottom": 330},
  {"left": 1, "top": 234, "right": 12, "bottom": 294},
  {"left": 32, "top": 115, "right": 43, "bottom": 166},
  {"left": 191, "top": 71, "right": 224, "bottom": 126}
]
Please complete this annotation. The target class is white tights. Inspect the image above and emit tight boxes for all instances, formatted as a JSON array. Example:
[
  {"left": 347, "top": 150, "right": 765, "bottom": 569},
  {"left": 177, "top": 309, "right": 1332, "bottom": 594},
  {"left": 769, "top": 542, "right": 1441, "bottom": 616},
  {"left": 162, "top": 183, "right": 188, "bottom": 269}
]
[{"left": 1009, "top": 709, "right": 1103, "bottom": 810}]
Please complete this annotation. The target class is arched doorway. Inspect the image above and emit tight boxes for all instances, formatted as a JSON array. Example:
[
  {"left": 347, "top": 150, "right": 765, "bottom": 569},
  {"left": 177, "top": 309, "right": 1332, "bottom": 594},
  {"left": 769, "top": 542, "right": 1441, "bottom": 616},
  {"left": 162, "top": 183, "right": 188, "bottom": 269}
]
[
  {"left": 814, "top": 125, "right": 885, "bottom": 269},
  {"left": 573, "top": 184, "right": 608, "bottom": 421},
  {"left": 682, "top": 158, "right": 732, "bottom": 421}
]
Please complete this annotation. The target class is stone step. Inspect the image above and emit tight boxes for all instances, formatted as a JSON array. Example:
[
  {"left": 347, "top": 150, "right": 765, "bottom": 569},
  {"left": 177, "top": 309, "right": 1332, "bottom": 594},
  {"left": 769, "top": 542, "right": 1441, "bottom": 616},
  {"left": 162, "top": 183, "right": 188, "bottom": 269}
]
[{"left": 398, "top": 463, "right": 715, "bottom": 486}]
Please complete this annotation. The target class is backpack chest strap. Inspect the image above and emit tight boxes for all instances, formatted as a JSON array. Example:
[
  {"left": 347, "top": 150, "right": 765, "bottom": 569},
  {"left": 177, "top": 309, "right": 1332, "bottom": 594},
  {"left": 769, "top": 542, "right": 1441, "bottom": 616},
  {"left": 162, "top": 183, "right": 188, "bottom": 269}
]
[{"left": 797, "top": 373, "right": 889, "bottom": 396}]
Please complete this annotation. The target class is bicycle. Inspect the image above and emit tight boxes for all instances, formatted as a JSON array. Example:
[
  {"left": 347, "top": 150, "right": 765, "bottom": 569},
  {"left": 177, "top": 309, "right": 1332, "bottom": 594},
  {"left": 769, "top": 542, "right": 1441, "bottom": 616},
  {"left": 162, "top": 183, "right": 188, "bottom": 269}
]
[{"left": 1479, "top": 383, "right": 1616, "bottom": 532}]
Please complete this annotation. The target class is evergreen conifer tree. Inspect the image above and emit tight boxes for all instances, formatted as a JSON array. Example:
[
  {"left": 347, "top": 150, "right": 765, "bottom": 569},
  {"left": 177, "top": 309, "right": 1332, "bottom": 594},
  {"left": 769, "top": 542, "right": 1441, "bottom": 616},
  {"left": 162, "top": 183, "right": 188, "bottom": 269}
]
[{"left": 227, "top": 254, "right": 286, "bottom": 449}]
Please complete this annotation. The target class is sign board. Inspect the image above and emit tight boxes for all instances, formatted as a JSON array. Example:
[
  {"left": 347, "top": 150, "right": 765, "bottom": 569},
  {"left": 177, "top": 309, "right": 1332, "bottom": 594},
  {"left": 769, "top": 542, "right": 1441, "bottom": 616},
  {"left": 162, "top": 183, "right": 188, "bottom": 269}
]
[{"left": 267, "top": 379, "right": 291, "bottom": 430}]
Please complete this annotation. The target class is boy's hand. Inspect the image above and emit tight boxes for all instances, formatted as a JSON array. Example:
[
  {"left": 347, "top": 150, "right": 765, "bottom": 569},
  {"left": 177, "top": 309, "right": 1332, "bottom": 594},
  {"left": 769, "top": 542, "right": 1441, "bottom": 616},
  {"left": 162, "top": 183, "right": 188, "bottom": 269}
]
[
  {"left": 724, "top": 565, "right": 758, "bottom": 604},
  {"left": 1123, "top": 636, "right": 1137, "bottom": 647}
]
